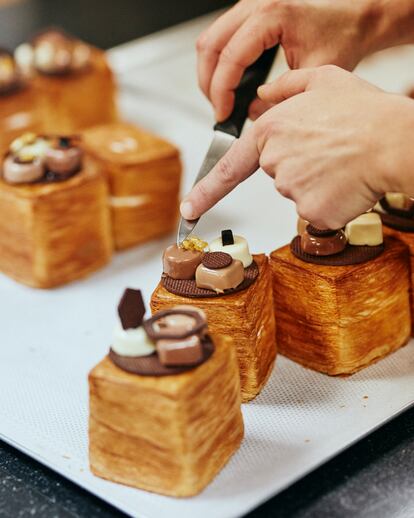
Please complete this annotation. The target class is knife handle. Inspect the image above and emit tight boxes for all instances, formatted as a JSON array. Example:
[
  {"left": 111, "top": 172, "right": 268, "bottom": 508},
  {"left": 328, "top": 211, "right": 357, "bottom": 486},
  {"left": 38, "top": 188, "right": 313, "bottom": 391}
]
[{"left": 213, "top": 45, "right": 279, "bottom": 138}]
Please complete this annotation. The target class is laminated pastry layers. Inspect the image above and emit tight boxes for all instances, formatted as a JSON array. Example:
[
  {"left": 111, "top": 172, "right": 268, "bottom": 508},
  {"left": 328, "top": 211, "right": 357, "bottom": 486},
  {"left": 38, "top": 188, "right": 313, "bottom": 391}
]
[
  {"left": 0, "top": 155, "right": 112, "bottom": 288},
  {"left": 82, "top": 123, "right": 182, "bottom": 250},
  {"left": 151, "top": 254, "right": 277, "bottom": 402},
  {"left": 270, "top": 237, "right": 411, "bottom": 375},
  {"left": 89, "top": 335, "right": 243, "bottom": 497},
  {"left": 31, "top": 45, "right": 117, "bottom": 133}
]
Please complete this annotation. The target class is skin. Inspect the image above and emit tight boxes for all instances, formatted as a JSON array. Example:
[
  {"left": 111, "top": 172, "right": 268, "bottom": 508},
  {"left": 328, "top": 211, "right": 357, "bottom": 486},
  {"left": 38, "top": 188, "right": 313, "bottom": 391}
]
[
  {"left": 181, "top": 0, "right": 414, "bottom": 228},
  {"left": 197, "top": 0, "right": 414, "bottom": 121},
  {"left": 180, "top": 66, "right": 414, "bottom": 229}
]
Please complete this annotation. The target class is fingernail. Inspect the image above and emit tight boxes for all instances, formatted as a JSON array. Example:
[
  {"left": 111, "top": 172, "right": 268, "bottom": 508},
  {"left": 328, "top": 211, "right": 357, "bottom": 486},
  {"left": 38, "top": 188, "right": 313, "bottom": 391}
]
[{"left": 180, "top": 200, "right": 194, "bottom": 220}]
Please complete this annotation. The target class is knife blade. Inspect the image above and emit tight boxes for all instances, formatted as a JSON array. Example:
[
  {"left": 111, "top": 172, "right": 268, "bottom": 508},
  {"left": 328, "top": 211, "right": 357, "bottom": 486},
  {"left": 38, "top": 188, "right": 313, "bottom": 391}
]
[{"left": 177, "top": 44, "right": 279, "bottom": 246}]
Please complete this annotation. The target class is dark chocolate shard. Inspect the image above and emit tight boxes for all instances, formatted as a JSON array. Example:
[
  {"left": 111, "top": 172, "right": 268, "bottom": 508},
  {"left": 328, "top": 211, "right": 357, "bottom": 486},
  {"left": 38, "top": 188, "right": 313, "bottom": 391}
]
[
  {"left": 118, "top": 288, "right": 146, "bottom": 330},
  {"left": 221, "top": 229, "right": 234, "bottom": 246}
]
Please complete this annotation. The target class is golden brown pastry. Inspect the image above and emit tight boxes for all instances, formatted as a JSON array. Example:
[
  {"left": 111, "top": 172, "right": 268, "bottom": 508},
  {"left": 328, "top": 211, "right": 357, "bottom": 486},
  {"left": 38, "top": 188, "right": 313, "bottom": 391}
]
[
  {"left": 0, "top": 133, "right": 112, "bottom": 288},
  {"left": 81, "top": 122, "right": 182, "bottom": 250},
  {"left": 270, "top": 236, "right": 411, "bottom": 374},
  {"left": 89, "top": 289, "right": 244, "bottom": 497}
]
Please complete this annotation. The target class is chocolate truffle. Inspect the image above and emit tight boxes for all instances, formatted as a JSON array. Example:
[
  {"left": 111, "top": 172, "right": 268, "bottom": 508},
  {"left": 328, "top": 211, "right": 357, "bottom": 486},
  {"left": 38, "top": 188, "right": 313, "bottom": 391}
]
[
  {"left": 163, "top": 244, "right": 203, "bottom": 280},
  {"left": 2, "top": 155, "right": 44, "bottom": 184},
  {"left": 195, "top": 259, "right": 244, "bottom": 293},
  {"left": 209, "top": 233, "right": 253, "bottom": 267},
  {"left": 45, "top": 137, "right": 82, "bottom": 175},
  {"left": 301, "top": 226, "right": 347, "bottom": 256}
]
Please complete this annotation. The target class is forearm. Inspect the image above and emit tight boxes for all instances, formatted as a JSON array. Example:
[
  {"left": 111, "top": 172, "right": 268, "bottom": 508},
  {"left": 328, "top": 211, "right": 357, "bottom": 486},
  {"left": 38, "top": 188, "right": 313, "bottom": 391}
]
[{"left": 363, "top": 0, "right": 414, "bottom": 54}]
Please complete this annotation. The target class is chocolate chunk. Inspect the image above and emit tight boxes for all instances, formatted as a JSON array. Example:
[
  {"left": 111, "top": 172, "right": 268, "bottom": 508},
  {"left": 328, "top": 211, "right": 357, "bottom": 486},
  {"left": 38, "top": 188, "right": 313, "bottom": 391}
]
[
  {"left": 290, "top": 236, "right": 384, "bottom": 266},
  {"left": 202, "top": 252, "right": 232, "bottom": 269},
  {"left": 161, "top": 260, "right": 259, "bottom": 298},
  {"left": 157, "top": 335, "right": 203, "bottom": 367},
  {"left": 108, "top": 335, "right": 215, "bottom": 376},
  {"left": 301, "top": 229, "right": 347, "bottom": 256},
  {"left": 163, "top": 244, "right": 203, "bottom": 280},
  {"left": 221, "top": 229, "right": 234, "bottom": 246},
  {"left": 118, "top": 288, "right": 146, "bottom": 330},
  {"left": 306, "top": 225, "right": 338, "bottom": 237},
  {"left": 143, "top": 308, "right": 207, "bottom": 341}
]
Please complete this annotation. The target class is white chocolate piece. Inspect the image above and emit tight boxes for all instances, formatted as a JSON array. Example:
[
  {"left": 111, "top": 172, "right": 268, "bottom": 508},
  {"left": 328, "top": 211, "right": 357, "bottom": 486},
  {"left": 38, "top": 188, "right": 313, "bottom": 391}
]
[
  {"left": 14, "top": 44, "right": 34, "bottom": 75},
  {"left": 3, "top": 155, "right": 44, "bottom": 184},
  {"left": 112, "top": 323, "right": 155, "bottom": 357},
  {"left": 373, "top": 201, "right": 384, "bottom": 213},
  {"left": 297, "top": 217, "right": 309, "bottom": 235},
  {"left": 209, "top": 235, "right": 253, "bottom": 267},
  {"left": 345, "top": 213, "right": 383, "bottom": 246},
  {"left": 385, "top": 192, "right": 414, "bottom": 211}
]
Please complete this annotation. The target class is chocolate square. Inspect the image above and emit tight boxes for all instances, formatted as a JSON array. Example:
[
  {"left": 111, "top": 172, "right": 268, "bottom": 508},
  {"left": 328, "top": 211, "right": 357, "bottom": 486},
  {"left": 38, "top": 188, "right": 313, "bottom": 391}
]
[{"left": 221, "top": 229, "right": 234, "bottom": 246}]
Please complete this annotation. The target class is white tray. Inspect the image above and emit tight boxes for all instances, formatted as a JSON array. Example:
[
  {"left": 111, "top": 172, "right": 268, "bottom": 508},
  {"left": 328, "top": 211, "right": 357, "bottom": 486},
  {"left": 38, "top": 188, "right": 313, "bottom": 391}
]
[{"left": 1, "top": 13, "right": 414, "bottom": 518}]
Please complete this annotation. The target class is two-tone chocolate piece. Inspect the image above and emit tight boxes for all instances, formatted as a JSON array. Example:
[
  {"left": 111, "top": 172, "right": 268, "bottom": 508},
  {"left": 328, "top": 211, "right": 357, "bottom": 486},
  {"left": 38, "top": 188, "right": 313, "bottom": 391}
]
[
  {"left": 2, "top": 133, "right": 82, "bottom": 185},
  {"left": 292, "top": 216, "right": 384, "bottom": 266},
  {"left": 109, "top": 288, "right": 214, "bottom": 375}
]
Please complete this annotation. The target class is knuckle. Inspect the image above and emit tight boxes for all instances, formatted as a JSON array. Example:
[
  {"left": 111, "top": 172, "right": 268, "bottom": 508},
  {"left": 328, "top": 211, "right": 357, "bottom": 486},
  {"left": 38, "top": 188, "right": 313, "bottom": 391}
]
[
  {"left": 274, "top": 173, "right": 292, "bottom": 198},
  {"left": 194, "top": 181, "right": 210, "bottom": 203},
  {"left": 217, "top": 156, "right": 236, "bottom": 184},
  {"left": 196, "top": 32, "right": 209, "bottom": 53}
]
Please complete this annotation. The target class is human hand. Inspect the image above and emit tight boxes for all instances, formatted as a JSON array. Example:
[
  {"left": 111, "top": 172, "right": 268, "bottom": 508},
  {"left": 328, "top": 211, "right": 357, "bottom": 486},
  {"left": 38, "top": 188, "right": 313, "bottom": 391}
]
[
  {"left": 181, "top": 66, "right": 414, "bottom": 229},
  {"left": 197, "top": 0, "right": 382, "bottom": 122}
]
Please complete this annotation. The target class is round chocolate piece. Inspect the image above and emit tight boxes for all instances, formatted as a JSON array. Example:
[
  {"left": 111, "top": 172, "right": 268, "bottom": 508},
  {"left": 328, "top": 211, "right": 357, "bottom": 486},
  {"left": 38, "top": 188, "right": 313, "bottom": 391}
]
[
  {"left": 301, "top": 228, "right": 347, "bottom": 256},
  {"left": 202, "top": 252, "right": 232, "bottom": 269},
  {"left": 306, "top": 225, "right": 338, "bottom": 237},
  {"left": 379, "top": 197, "right": 414, "bottom": 219},
  {"left": 143, "top": 308, "right": 207, "bottom": 341},
  {"left": 45, "top": 139, "right": 82, "bottom": 175},
  {"left": 108, "top": 335, "right": 215, "bottom": 376},
  {"left": 3, "top": 155, "right": 44, "bottom": 184},
  {"left": 290, "top": 236, "right": 384, "bottom": 266},
  {"left": 161, "top": 260, "right": 259, "bottom": 298}
]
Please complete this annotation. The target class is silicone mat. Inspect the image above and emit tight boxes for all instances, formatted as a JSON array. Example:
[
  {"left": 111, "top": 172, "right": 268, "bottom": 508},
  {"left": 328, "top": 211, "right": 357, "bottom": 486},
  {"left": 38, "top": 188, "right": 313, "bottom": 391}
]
[{"left": 1, "top": 13, "right": 414, "bottom": 518}]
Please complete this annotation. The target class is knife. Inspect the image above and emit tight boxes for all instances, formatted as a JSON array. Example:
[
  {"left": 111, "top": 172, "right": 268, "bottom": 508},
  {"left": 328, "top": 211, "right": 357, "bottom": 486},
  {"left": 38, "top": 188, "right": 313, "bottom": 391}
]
[{"left": 177, "top": 44, "right": 279, "bottom": 245}]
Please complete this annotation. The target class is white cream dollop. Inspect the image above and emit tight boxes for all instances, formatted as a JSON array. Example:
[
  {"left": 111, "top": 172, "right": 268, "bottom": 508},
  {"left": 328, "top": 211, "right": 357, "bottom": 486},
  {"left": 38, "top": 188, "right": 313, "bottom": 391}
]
[
  {"left": 209, "top": 234, "right": 253, "bottom": 267},
  {"left": 112, "top": 322, "right": 155, "bottom": 357}
]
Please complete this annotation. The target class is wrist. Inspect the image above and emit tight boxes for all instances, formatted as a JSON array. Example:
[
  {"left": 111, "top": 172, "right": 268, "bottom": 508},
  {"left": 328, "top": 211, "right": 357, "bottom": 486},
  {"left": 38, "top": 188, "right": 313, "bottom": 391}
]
[{"left": 359, "top": 0, "right": 414, "bottom": 56}]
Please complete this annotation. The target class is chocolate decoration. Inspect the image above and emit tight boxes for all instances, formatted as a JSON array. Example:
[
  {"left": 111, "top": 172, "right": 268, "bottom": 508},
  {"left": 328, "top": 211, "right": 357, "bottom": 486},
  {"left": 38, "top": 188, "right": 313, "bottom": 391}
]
[
  {"left": 301, "top": 229, "right": 347, "bottom": 256},
  {"left": 163, "top": 244, "right": 203, "bottom": 280},
  {"left": 157, "top": 335, "right": 203, "bottom": 367},
  {"left": 379, "top": 197, "right": 414, "bottom": 219},
  {"left": 202, "top": 252, "right": 232, "bottom": 269},
  {"left": 108, "top": 335, "right": 215, "bottom": 376},
  {"left": 143, "top": 309, "right": 207, "bottom": 341},
  {"left": 0, "top": 49, "right": 21, "bottom": 95},
  {"left": 306, "top": 225, "right": 338, "bottom": 237},
  {"left": 161, "top": 260, "right": 259, "bottom": 298},
  {"left": 118, "top": 288, "right": 145, "bottom": 330},
  {"left": 376, "top": 210, "right": 414, "bottom": 233},
  {"left": 221, "top": 229, "right": 234, "bottom": 246},
  {"left": 291, "top": 236, "right": 384, "bottom": 266},
  {"left": 45, "top": 138, "right": 82, "bottom": 175},
  {"left": 196, "top": 259, "right": 244, "bottom": 293}
]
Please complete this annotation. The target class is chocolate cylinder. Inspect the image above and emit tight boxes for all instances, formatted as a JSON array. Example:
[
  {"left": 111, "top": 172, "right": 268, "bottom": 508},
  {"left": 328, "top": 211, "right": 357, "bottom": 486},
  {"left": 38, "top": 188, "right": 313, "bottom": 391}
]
[
  {"left": 45, "top": 142, "right": 82, "bottom": 175},
  {"left": 3, "top": 155, "right": 44, "bottom": 184},
  {"left": 163, "top": 244, "right": 203, "bottom": 280},
  {"left": 300, "top": 229, "right": 347, "bottom": 256}
]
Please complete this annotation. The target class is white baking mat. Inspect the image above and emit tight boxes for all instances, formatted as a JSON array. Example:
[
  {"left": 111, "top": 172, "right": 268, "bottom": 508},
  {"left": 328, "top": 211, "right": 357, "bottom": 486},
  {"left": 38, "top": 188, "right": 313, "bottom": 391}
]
[{"left": 1, "top": 13, "right": 414, "bottom": 518}]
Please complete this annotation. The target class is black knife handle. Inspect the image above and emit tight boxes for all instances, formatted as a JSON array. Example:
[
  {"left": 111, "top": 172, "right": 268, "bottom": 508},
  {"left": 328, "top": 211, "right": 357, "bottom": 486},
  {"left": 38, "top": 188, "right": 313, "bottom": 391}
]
[{"left": 213, "top": 45, "right": 279, "bottom": 138}]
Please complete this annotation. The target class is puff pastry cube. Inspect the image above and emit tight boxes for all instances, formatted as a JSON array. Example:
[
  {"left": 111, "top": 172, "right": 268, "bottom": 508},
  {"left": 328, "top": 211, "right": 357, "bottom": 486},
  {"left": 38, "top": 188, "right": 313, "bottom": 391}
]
[
  {"left": 33, "top": 48, "right": 117, "bottom": 133},
  {"left": 82, "top": 122, "right": 182, "bottom": 250},
  {"left": 151, "top": 254, "right": 277, "bottom": 402},
  {"left": 0, "top": 157, "right": 112, "bottom": 288},
  {"left": 270, "top": 237, "right": 411, "bottom": 375},
  {"left": 89, "top": 335, "right": 243, "bottom": 497}
]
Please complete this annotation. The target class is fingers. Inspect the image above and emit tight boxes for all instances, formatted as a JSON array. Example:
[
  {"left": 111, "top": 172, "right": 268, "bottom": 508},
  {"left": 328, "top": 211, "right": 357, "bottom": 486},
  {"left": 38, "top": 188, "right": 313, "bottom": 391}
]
[
  {"left": 248, "top": 98, "right": 273, "bottom": 120},
  {"left": 196, "top": 4, "right": 251, "bottom": 99},
  {"left": 180, "top": 126, "right": 260, "bottom": 220},
  {"left": 258, "top": 68, "right": 318, "bottom": 104},
  {"left": 210, "top": 14, "right": 281, "bottom": 121}
]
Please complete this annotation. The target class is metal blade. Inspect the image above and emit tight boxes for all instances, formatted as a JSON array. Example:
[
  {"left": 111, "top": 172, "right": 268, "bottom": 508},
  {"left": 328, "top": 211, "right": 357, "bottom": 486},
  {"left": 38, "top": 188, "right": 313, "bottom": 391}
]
[{"left": 177, "top": 130, "right": 235, "bottom": 245}]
